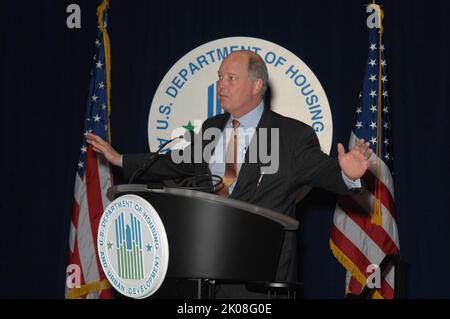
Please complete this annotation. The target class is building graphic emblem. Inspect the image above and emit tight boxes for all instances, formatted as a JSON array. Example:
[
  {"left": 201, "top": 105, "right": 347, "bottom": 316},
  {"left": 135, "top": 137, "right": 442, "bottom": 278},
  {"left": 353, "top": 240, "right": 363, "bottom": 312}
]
[{"left": 98, "top": 194, "right": 169, "bottom": 299}]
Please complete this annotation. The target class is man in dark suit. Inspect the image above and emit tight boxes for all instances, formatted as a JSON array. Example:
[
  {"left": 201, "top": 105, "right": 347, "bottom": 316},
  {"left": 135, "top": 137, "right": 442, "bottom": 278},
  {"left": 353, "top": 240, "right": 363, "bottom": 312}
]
[{"left": 87, "top": 50, "right": 374, "bottom": 298}]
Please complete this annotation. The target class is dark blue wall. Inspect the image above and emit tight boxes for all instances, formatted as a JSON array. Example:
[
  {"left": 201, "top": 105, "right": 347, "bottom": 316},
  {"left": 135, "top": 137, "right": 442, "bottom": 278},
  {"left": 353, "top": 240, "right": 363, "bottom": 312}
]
[{"left": 1, "top": 0, "right": 449, "bottom": 298}]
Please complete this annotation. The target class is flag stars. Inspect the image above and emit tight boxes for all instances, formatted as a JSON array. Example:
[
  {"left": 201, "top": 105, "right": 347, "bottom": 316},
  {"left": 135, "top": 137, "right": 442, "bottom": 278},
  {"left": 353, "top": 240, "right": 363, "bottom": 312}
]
[
  {"left": 78, "top": 161, "right": 84, "bottom": 169},
  {"left": 96, "top": 61, "right": 103, "bottom": 69},
  {"left": 98, "top": 82, "right": 105, "bottom": 89},
  {"left": 383, "top": 106, "right": 389, "bottom": 113},
  {"left": 380, "top": 44, "right": 385, "bottom": 51},
  {"left": 356, "top": 107, "right": 363, "bottom": 114},
  {"left": 93, "top": 114, "right": 101, "bottom": 122},
  {"left": 370, "top": 105, "right": 378, "bottom": 113},
  {"left": 369, "top": 90, "right": 377, "bottom": 98},
  {"left": 355, "top": 121, "right": 363, "bottom": 129},
  {"left": 80, "top": 145, "right": 87, "bottom": 153},
  {"left": 369, "top": 74, "right": 377, "bottom": 82},
  {"left": 384, "top": 122, "right": 390, "bottom": 129},
  {"left": 384, "top": 138, "right": 389, "bottom": 145},
  {"left": 381, "top": 60, "right": 387, "bottom": 67},
  {"left": 104, "top": 125, "right": 108, "bottom": 131},
  {"left": 369, "top": 59, "right": 377, "bottom": 67},
  {"left": 383, "top": 91, "right": 389, "bottom": 97},
  {"left": 370, "top": 121, "right": 377, "bottom": 129},
  {"left": 385, "top": 153, "right": 391, "bottom": 161},
  {"left": 382, "top": 75, "right": 388, "bottom": 83},
  {"left": 95, "top": 39, "right": 100, "bottom": 47},
  {"left": 91, "top": 94, "right": 98, "bottom": 102},
  {"left": 101, "top": 103, "right": 107, "bottom": 110},
  {"left": 370, "top": 136, "right": 377, "bottom": 145},
  {"left": 370, "top": 43, "right": 377, "bottom": 51}
]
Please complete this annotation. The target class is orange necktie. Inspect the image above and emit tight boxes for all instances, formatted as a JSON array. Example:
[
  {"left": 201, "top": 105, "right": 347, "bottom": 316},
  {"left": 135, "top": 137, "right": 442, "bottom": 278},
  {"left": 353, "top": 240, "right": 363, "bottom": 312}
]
[{"left": 217, "top": 119, "right": 240, "bottom": 197}]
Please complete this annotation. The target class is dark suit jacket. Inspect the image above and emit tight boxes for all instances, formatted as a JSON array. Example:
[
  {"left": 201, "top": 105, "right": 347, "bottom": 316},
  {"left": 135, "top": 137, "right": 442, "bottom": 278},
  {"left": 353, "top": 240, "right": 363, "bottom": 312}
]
[{"left": 123, "top": 108, "right": 350, "bottom": 282}]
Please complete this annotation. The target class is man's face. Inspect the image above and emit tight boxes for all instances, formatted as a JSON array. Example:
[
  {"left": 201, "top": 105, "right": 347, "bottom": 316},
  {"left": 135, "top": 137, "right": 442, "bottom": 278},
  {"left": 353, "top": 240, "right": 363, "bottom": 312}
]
[{"left": 217, "top": 53, "right": 260, "bottom": 118}]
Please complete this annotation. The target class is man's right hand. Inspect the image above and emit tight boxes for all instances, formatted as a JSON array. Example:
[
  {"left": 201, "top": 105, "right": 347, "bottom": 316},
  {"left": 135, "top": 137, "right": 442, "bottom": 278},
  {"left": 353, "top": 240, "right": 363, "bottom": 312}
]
[{"left": 86, "top": 133, "right": 123, "bottom": 167}]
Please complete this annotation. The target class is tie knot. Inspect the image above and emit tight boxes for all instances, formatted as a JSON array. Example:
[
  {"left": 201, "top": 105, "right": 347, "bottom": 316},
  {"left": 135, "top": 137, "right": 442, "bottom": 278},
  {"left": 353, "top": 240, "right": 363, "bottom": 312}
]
[{"left": 232, "top": 119, "right": 240, "bottom": 129}]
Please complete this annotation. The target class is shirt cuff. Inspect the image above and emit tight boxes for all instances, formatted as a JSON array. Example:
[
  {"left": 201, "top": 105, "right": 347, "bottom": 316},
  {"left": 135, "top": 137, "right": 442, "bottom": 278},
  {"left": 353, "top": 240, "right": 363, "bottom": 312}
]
[{"left": 342, "top": 171, "right": 361, "bottom": 189}]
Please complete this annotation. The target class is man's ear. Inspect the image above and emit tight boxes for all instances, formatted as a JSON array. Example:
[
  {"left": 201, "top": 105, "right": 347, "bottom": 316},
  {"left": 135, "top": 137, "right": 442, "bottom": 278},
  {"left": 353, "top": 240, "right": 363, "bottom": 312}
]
[{"left": 252, "top": 78, "right": 263, "bottom": 96}]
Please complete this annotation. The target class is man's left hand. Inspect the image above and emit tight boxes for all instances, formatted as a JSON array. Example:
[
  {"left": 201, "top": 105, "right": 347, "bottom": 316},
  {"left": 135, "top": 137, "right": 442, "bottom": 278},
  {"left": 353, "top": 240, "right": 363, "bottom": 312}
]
[{"left": 338, "top": 139, "right": 376, "bottom": 181}]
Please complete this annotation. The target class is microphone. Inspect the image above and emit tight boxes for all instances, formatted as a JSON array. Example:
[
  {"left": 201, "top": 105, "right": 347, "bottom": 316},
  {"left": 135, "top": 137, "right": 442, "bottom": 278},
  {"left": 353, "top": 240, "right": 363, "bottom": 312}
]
[{"left": 128, "top": 135, "right": 184, "bottom": 184}]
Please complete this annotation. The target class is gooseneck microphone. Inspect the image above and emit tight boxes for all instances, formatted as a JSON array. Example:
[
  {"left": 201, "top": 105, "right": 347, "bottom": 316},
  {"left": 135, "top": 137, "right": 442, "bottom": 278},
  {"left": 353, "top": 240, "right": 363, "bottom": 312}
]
[{"left": 128, "top": 135, "right": 184, "bottom": 184}]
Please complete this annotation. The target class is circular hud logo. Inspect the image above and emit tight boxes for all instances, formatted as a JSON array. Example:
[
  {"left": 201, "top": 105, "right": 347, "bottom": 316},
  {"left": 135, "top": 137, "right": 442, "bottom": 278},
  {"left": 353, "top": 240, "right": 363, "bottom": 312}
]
[
  {"left": 97, "top": 195, "right": 169, "bottom": 299},
  {"left": 148, "top": 36, "right": 333, "bottom": 154}
]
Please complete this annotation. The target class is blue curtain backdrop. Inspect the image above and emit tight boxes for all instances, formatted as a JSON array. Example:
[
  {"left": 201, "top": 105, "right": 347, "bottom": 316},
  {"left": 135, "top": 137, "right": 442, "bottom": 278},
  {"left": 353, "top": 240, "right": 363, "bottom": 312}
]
[{"left": 1, "top": 0, "right": 449, "bottom": 298}]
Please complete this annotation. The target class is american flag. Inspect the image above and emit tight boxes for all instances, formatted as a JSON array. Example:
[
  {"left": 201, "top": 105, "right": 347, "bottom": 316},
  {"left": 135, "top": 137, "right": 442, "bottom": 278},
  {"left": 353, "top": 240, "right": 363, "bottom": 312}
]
[
  {"left": 66, "top": 0, "right": 113, "bottom": 299},
  {"left": 330, "top": 5, "right": 400, "bottom": 299}
]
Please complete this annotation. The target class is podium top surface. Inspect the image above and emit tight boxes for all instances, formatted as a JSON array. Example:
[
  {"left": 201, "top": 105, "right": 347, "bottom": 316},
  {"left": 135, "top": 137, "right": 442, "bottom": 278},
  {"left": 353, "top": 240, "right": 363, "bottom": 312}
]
[{"left": 107, "top": 184, "right": 299, "bottom": 231}]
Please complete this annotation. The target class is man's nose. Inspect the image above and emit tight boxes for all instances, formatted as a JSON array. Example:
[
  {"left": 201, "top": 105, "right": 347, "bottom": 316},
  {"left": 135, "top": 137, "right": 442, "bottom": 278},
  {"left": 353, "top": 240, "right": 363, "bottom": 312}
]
[{"left": 218, "top": 78, "right": 226, "bottom": 90}]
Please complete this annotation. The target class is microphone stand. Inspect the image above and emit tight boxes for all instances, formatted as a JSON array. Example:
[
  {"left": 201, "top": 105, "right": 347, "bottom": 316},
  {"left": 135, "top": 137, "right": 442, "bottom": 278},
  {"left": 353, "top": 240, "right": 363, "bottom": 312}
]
[{"left": 128, "top": 135, "right": 182, "bottom": 184}]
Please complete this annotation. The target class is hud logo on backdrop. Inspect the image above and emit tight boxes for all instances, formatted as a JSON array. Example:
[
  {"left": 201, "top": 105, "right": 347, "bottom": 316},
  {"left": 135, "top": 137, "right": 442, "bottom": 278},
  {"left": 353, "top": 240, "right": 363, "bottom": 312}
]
[
  {"left": 148, "top": 36, "right": 334, "bottom": 156},
  {"left": 97, "top": 194, "right": 169, "bottom": 299}
]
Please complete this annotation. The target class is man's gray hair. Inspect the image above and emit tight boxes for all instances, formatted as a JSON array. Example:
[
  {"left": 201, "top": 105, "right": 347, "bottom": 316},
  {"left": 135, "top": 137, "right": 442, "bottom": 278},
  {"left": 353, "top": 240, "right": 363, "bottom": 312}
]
[{"left": 247, "top": 52, "right": 268, "bottom": 98}]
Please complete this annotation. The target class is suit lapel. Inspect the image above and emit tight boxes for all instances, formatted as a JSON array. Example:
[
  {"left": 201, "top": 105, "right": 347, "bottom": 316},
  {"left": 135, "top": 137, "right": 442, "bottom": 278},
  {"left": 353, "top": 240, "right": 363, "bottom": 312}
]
[
  {"left": 230, "top": 109, "right": 273, "bottom": 199},
  {"left": 195, "top": 113, "right": 230, "bottom": 176},
  {"left": 202, "top": 113, "right": 229, "bottom": 162}
]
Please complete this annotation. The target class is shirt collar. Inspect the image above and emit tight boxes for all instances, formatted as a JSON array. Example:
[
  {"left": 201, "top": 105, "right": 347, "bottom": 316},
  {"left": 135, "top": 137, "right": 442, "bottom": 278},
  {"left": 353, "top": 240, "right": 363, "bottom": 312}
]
[{"left": 229, "top": 100, "right": 265, "bottom": 129}]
